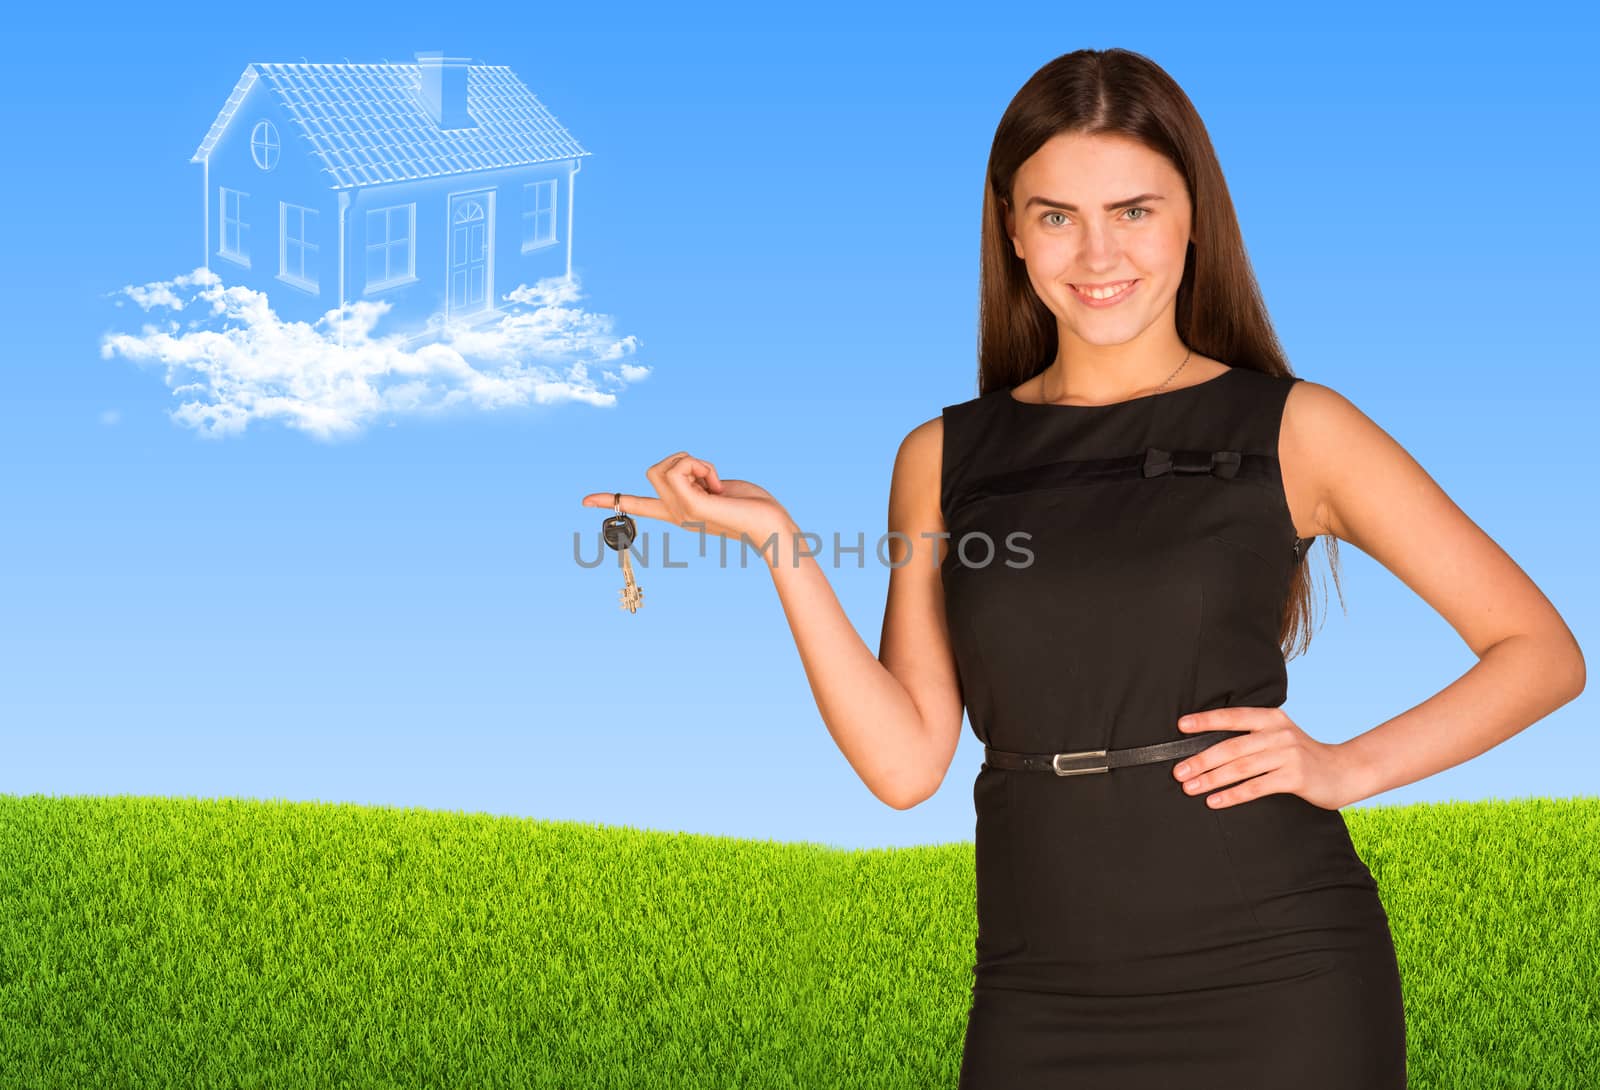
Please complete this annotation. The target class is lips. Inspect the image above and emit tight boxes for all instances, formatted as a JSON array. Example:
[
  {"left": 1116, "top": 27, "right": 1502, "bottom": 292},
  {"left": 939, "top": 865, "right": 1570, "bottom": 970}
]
[
  {"left": 1071, "top": 279, "right": 1135, "bottom": 296},
  {"left": 1069, "top": 279, "right": 1139, "bottom": 305}
]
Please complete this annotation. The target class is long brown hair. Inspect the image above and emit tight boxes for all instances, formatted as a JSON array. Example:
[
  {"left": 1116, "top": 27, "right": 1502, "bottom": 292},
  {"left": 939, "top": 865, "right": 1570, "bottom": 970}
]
[{"left": 974, "top": 47, "right": 1341, "bottom": 661}]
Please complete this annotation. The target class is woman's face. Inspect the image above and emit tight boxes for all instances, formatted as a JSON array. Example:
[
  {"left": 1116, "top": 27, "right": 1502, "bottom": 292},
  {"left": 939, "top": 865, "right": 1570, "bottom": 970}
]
[{"left": 1004, "top": 132, "right": 1194, "bottom": 349}]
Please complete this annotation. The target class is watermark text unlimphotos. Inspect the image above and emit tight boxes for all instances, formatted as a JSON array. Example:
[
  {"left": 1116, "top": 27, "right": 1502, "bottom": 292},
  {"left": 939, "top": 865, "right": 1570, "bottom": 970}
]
[{"left": 573, "top": 523, "right": 1036, "bottom": 570}]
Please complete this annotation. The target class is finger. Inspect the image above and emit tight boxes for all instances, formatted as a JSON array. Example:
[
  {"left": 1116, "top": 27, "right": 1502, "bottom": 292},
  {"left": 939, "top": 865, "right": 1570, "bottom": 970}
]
[
  {"left": 582, "top": 491, "right": 647, "bottom": 509},
  {"left": 656, "top": 459, "right": 715, "bottom": 522},
  {"left": 1177, "top": 706, "right": 1278, "bottom": 733},
  {"left": 691, "top": 457, "right": 723, "bottom": 489},
  {"left": 1200, "top": 769, "right": 1285, "bottom": 809},
  {"left": 580, "top": 492, "right": 675, "bottom": 523},
  {"left": 647, "top": 451, "right": 694, "bottom": 480},
  {"left": 1173, "top": 733, "right": 1262, "bottom": 781},
  {"left": 667, "top": 455, "right": 720, "bottom": 493},
  {"left": 1180, "top": 749, "right": 1279, "bottom": 797},
  {"left": 643, "top": 454, "right": 696, "bottom": 521}
]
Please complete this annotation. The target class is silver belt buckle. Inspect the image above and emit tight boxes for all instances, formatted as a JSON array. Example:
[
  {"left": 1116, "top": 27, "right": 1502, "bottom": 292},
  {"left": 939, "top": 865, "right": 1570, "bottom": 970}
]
[{"left": 1052, "top": 749, "right": 1109, "bottom": 776}]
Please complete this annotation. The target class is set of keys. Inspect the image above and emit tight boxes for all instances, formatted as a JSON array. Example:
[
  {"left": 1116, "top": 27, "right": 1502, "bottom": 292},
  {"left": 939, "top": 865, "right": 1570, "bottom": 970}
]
[{"left": 601, "top": 492, "right": 644, "bottom": 613}]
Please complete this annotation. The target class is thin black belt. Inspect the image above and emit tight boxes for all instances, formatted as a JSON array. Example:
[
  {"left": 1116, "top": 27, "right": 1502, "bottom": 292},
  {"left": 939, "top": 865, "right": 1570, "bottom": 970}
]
[{"left": 984, "top": 730, "right": 1245, "bottom": 776}]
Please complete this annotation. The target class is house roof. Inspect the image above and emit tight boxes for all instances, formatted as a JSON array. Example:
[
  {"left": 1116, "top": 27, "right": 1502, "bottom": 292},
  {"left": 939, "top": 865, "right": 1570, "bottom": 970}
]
[{"left": 190, "top": 61, "right": 591, "bottom": 190}]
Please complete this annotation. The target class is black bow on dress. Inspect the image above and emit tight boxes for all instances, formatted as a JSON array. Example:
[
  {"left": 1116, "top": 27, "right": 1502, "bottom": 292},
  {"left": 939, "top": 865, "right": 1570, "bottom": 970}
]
[{"left": 1141, "top": 447, "right": 1243, "bottom": 479}]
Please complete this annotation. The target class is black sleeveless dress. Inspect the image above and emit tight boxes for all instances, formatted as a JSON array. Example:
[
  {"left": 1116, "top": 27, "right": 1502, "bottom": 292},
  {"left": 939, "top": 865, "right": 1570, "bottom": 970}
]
[{"left": 939, "top": 366, "right": 1407, "bottom": 1088}]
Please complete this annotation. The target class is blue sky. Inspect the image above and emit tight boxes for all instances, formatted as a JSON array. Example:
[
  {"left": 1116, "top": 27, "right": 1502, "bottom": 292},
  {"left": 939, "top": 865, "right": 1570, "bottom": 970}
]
[{"left": 3, "top": 3, "right": 1596, "bottom": 850}]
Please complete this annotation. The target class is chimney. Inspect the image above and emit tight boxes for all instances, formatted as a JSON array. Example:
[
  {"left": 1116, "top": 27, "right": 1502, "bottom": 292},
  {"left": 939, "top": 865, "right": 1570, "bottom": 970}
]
[{"left": 415, "top": 51, "right": 475, "bottom": 130}]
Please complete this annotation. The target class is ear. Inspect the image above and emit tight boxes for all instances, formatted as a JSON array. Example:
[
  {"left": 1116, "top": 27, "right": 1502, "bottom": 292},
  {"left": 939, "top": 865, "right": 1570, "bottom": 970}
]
[{"left": 1000, "top": 198, "right": 1019, "bottom": 254}]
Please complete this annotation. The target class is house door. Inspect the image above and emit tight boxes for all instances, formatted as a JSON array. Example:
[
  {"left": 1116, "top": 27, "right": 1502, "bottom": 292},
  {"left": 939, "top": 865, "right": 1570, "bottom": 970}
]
[{"left": 447, "top": 191, "right": 493, "bottom": 317}]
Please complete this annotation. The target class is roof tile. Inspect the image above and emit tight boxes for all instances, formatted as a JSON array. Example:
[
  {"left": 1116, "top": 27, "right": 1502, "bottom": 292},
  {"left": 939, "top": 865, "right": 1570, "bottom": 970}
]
[{"left": 191, "top": 61, "right": 590, "bottom": 189}]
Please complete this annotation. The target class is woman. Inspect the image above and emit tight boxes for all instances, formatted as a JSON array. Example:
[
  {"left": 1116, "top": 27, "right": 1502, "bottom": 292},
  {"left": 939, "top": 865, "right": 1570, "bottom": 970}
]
[{"left": 583, "top": 48, "right": 1584, "bottom": 1086}]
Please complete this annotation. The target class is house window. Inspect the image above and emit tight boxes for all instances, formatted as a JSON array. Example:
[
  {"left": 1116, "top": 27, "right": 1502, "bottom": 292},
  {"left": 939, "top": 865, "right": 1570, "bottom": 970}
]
[
  {"left": 278, "top": 202, "right": 318, "bottom": 292},
  {"left": 521, "top": 179, "right": 557, "bottom": 252},
  {"left": 218, "top": 187, "right": 249, "bottom": 266},
  {"left": 365, "top": 204, "right": 416, "bottom": 292},
  {"left": 251, "top": 120, "right": 280, "bottom": 171}
]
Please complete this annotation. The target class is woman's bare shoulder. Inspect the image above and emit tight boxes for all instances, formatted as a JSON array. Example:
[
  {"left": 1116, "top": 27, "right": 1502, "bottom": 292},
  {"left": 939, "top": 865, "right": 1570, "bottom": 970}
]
[{"left": 893, "top": 414, "right": 944, "bottom": 500}]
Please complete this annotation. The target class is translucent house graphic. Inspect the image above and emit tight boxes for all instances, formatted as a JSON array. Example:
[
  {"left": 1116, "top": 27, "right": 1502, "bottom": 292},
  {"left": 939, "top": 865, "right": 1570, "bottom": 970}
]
[{"left": 190, "top": 51, "right": 591, "bottom": 340}]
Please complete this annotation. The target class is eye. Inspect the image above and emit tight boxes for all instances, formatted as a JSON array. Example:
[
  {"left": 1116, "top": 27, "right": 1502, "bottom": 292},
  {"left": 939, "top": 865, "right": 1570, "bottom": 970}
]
[{"left": 1040, "top": 208, "right": 1151, "bottom": 227}]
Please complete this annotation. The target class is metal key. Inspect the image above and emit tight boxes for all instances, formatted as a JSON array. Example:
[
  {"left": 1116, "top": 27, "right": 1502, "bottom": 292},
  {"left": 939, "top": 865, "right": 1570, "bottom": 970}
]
[{"left": 601, "top": 505, "right": 644, "bottom": 613}]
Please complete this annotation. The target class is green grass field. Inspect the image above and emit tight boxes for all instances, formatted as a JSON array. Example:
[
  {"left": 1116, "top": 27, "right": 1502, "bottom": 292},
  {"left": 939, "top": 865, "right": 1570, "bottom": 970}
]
[{"left": 1, "top": 794, "right": 1595, "bottom": 1088}]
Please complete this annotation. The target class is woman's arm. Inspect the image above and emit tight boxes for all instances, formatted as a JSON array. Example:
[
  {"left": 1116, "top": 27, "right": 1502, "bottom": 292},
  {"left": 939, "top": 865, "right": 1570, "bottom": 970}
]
[
  {"left": 1284, "top": 381, "right": 1586, "bottom": 804},
  {"left": 763, "top": 416, "right": 964, "bottom": 810}
]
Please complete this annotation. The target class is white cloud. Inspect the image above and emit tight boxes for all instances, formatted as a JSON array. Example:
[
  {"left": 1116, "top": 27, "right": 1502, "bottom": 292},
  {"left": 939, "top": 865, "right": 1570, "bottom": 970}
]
[{"left": 99, "top": 267, "right": 650, "bottom": 441}]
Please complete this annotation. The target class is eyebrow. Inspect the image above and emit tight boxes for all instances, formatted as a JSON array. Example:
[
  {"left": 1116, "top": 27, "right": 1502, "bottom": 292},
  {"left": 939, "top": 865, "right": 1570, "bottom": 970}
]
[{"left": 1023, "top": 193, "right": 1166, "bottom": 212}]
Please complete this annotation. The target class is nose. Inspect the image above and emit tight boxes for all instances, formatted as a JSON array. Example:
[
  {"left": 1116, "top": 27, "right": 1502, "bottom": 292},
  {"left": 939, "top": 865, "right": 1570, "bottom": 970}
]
[{"left": 1073, "top": 222, "right": 1122, "bottom": 273}]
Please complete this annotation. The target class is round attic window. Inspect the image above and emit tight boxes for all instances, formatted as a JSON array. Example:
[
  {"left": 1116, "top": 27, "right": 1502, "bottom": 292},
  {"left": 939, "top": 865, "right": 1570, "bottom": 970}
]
[{"left": 251, "top": 120, "right": 280, "bottom": 171}]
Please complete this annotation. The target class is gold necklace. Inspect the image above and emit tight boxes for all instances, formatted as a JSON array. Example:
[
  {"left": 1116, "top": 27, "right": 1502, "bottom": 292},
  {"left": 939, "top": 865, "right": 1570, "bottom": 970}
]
[{"left": 1042, "top": 348, "right": 1194, "bottom": 404}]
